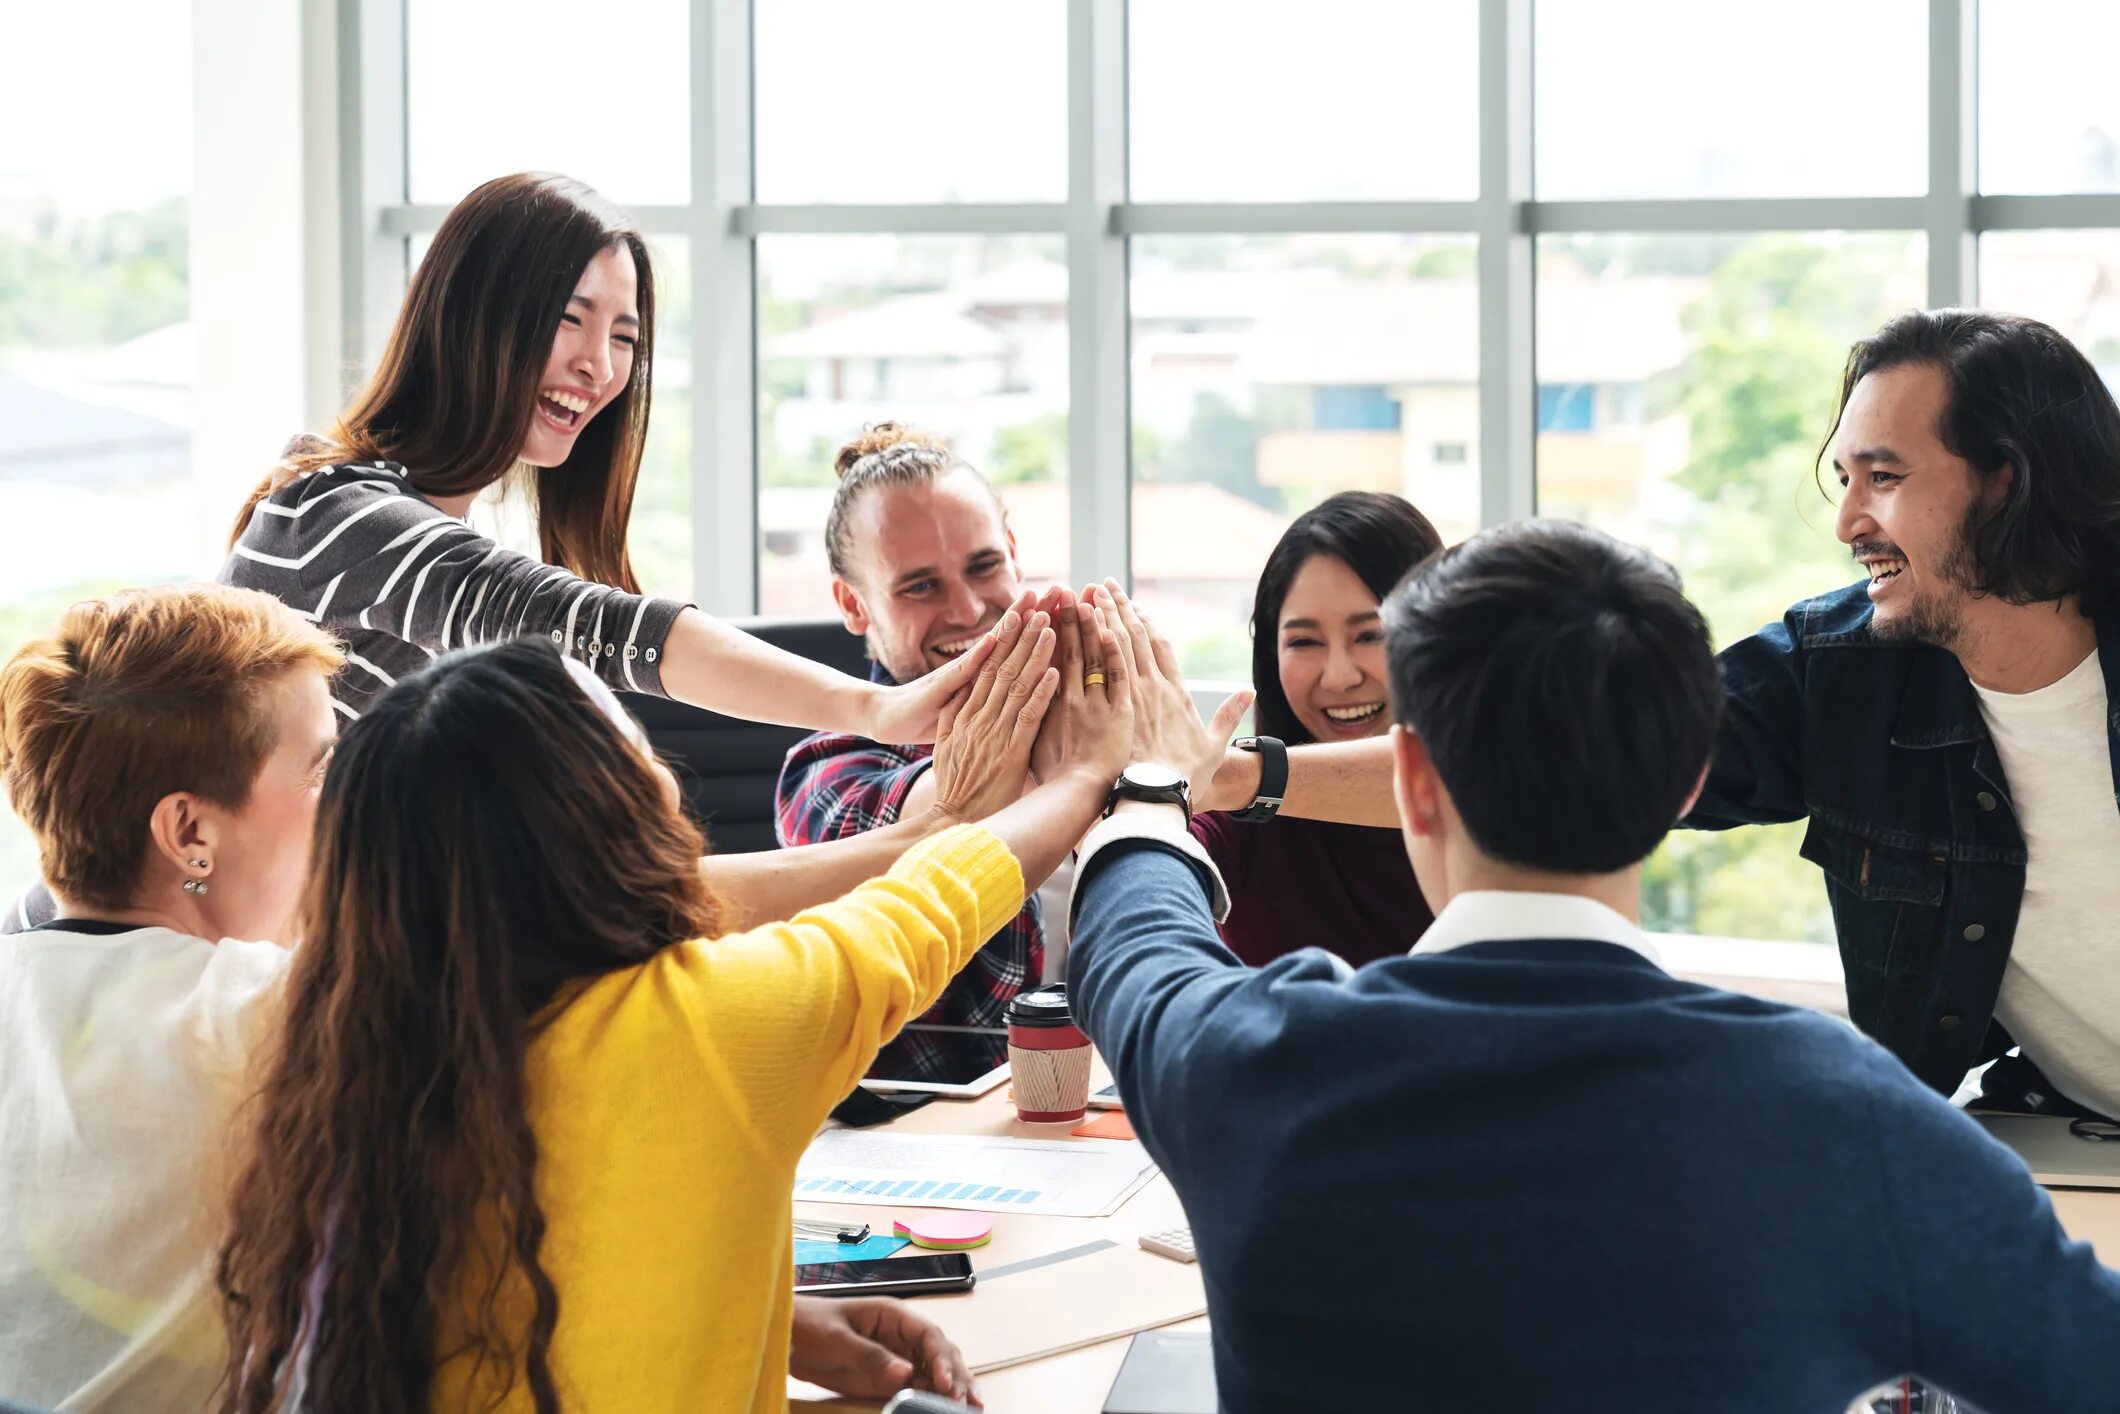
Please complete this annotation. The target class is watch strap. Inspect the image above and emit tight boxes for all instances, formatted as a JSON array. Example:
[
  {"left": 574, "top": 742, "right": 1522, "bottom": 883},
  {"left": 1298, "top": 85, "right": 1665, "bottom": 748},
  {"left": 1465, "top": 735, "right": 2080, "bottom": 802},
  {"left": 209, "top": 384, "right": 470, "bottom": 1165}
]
[
  {"left": 1105, "top": 765, "right": 1192, "bottom": 820},
  {"left": 1229, "top": 735, "right": 1288, "bottom": 822}
]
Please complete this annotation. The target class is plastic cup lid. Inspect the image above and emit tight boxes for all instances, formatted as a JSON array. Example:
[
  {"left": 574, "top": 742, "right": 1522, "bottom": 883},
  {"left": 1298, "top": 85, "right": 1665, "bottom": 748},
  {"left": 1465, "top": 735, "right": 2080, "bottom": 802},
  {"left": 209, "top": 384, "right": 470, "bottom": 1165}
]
[{"left": 1006, "top": 984, "right": 1075, "bottom": 1027}]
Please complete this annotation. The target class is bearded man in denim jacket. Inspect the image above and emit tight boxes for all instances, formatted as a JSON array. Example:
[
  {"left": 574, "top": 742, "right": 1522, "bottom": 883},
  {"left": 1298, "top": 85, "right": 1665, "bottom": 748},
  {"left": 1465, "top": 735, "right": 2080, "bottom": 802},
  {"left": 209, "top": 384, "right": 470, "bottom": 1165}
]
[{"left": 1693, "top": 308, "right": 2120, "bottom": 1118}]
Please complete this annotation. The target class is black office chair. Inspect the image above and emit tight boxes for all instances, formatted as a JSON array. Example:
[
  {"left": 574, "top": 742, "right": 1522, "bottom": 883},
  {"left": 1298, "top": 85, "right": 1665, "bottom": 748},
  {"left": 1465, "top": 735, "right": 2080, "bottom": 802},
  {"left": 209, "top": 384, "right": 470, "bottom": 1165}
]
[{"left": 619, "top": 616, "right": 873, "bottom": 856}]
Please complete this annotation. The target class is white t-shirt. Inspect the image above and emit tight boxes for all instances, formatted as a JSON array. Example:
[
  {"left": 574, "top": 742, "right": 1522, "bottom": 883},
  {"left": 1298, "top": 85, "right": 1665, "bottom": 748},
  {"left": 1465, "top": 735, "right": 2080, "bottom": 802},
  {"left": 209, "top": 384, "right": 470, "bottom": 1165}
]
[
  {"left": 0, "top": 922, "right": 289, "bottom": 1411},
  {"left": 1974, "top": 647, "right": 2120, "bottom": 1118}
]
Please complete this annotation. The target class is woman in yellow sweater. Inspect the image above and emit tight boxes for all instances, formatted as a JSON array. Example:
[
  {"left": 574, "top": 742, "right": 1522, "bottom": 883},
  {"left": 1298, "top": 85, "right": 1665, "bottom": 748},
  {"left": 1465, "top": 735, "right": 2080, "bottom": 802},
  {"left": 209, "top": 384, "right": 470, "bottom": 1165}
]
[{"left": 213, "top": 603, "right": 1135, "bottom": 1413}]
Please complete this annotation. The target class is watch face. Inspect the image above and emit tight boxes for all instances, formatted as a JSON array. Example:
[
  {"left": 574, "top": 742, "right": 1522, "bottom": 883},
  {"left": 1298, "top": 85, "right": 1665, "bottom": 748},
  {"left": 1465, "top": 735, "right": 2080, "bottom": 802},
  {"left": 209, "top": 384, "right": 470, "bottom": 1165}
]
[{"left": 1122, "top": 762, "right": 1185, "bottom": 791}]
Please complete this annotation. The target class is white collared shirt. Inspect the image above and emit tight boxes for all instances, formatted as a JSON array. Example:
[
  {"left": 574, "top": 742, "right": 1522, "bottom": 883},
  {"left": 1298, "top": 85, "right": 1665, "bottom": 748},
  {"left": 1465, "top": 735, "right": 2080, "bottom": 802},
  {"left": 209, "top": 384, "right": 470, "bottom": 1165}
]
[
  {"left": 1411, "top": 890, "right": 1664, "bottom": 969},
  {"left": 1069, "top": 801, "right": 1232, "bottom": 927}
]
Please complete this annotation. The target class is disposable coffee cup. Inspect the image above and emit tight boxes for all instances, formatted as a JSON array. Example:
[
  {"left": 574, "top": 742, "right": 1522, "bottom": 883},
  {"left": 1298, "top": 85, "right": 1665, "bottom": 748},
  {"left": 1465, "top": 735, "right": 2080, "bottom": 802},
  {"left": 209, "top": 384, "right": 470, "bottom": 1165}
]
[{"left": 1006, "top": 985, "right": 1092, "bottom": 1123}]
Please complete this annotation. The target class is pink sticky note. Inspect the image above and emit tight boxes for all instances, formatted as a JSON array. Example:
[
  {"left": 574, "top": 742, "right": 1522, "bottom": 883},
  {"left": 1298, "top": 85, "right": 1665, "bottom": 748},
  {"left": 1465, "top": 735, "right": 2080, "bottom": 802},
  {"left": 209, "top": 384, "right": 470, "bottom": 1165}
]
[{"left": 893, "top": 1212, "right": 994, "bottom": 1249}]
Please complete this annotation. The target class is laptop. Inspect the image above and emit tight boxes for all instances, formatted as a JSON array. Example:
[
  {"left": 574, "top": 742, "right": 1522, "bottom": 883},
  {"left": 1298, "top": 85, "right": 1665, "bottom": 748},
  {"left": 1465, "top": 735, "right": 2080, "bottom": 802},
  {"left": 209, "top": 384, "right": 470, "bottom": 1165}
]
[
  {"left": 1102, "top": 1331, "right": 1217, "bottom": 1414},
  {"left": 1973, "top": 1113, "right": 2120, "bottom": 1189}
]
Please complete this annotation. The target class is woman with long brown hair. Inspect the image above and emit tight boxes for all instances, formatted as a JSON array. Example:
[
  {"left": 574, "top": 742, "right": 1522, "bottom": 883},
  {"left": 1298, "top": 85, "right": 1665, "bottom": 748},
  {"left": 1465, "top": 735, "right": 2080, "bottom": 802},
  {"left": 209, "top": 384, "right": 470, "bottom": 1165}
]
[
  {"left": 214, "top": 604, "right": 1140, "bottom": 1412},
  {"left": 219, "top": 171, "right": 982, "bottom": 741}
]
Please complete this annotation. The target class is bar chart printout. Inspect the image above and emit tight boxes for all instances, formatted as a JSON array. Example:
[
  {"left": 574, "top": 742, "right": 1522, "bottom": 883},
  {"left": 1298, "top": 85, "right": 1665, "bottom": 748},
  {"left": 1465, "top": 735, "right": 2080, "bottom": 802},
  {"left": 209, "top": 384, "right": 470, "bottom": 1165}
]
[{"left": 794, "top": 1131, "right": 1159, "bottom": 1218}]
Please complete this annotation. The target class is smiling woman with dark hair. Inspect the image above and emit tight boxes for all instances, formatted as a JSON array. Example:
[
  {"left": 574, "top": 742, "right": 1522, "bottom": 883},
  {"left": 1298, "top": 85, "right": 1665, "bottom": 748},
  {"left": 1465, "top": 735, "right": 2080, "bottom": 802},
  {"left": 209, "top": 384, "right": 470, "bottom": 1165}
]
[
  {"left": 220, "top": 172, "right": 986, "bottom": 745},
  {"left": 1185, "top": 490, "right": 1444, "bottom": 967}
]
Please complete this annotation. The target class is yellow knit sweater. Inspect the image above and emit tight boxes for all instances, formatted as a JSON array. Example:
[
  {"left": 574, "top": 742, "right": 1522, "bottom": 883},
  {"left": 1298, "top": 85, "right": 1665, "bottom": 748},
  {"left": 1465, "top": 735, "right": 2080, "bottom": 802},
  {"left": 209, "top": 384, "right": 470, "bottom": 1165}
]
[{"left": 429, "top": 824, "right": 1024, "bottom": 1413}]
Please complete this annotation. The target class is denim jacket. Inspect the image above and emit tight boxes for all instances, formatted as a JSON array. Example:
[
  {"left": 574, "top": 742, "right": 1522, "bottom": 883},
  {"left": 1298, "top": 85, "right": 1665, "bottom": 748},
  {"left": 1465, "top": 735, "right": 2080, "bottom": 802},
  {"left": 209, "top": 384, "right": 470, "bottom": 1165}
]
[{"left": 1687, "top": 580, "right": 2120, "bottom": 1097}]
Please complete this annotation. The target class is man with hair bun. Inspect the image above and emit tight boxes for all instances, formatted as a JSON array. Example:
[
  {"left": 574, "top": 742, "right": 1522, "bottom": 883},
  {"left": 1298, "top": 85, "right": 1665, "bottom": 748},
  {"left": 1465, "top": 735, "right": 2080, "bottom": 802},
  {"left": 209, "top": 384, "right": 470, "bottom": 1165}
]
[
  {"left": 777, "top": 423, "right": 1056, "bottom": 1083},
  {"left": 779, "top": 422, "right": 1437, "bottom": 1083}
]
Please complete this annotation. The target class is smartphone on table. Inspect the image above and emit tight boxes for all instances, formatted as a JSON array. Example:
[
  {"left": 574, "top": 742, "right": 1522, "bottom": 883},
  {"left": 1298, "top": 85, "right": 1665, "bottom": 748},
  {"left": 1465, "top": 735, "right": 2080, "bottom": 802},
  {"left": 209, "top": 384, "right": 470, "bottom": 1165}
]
[
  {"left": 793, "top": 1252, "right": 975, "bottom": 1298},
  {"left": 1089, "top": 1082, "right": 1124, "bottom": 1110}
]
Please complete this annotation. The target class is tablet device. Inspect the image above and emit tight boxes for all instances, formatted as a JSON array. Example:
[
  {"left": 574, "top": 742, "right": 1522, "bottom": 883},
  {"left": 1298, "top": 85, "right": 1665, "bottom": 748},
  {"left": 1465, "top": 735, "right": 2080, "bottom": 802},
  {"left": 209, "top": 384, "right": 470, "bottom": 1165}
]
[
  {"left": 857, "top": 1025, "right": 1012, "bottom": 1098},
  {"left": 1102, "top": 1330, "right": 1216, "bottom": 1414},
  {"left": 1973, "top": 1112, "right": 2120, "bottom": 1189}
]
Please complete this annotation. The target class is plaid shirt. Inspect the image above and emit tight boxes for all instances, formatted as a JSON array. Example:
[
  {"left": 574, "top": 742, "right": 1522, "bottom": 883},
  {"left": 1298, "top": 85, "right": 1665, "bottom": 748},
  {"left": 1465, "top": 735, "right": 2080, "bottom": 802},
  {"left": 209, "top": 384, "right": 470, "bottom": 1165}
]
[{"left": 775, "top": 664, "right": 1044, "bottom": 1083}]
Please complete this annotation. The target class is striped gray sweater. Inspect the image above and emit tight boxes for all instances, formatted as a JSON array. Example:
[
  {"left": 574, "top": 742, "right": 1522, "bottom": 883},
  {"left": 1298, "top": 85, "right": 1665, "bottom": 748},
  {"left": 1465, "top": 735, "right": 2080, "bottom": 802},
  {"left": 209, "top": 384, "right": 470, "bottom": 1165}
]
[{"left": 218, "top": 459, "right": 691, "bottom": 722}]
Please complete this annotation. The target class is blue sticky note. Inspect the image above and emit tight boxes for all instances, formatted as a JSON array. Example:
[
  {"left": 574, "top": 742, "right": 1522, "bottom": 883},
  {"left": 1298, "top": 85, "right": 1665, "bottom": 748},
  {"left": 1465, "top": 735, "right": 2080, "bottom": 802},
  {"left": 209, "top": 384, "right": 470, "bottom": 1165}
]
[{"left": 794, "top": 1233, "right": 910, "bottom": 1266}]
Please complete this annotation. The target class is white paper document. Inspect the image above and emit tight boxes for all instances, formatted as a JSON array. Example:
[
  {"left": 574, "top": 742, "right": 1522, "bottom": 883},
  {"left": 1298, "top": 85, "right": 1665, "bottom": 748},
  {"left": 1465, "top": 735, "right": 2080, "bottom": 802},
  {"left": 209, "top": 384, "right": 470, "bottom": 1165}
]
[{"left": 794, "top": 1131, "right": 1159, "bottom": 1218}]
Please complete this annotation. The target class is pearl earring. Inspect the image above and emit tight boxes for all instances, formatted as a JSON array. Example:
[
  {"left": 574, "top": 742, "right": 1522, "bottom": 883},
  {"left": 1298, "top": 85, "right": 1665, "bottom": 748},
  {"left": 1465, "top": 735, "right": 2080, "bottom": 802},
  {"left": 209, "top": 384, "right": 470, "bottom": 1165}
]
[{"left": 184, "top": 860, "right": 210, "bottom": 897}]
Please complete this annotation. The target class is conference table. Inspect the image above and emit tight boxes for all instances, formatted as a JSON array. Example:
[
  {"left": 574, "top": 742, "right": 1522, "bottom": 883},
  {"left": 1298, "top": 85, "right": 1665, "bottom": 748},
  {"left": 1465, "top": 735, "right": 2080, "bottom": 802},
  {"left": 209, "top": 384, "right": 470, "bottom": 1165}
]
[{"left": 789, "top": 1058, "right": 2120, "bottom": 1413}]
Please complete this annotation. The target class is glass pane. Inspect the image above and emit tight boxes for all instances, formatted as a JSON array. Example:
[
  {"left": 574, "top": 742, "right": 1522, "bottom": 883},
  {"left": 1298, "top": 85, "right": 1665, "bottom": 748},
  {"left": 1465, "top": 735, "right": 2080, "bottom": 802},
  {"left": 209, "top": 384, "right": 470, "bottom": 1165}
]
[
  {"left": 1535, "top": 231, "right": 1927, "bottom": 943},
  {"left": 1981, "top": 1, "right": 2120, "bottom": 193},
  {"left": 1131, "top": 236, "right": 1481, "bottom": 682},
  {"left": 1, "top": 0, "right": 196, "bottom": 897},
  {"left": 1980, "top": 231, "right": 2120, "bottom": 387},
  {"left": 1536, "top": 0, "right": 1925, "bottom": 199},
  {"left": 629, "top": 237, "right": 691, "bottom": 599},
  {"left": 1130, "top": 0, "right": 1478, "bottom": 202},
  {"left": 407, "top": 0, "right": 688, "bottom": 205},
  {"left": 755, "top": 1, "right": 1066, "bottom": 204},
  {"left": 757, "top": 237, "right": 1069, "bottom": 617}
]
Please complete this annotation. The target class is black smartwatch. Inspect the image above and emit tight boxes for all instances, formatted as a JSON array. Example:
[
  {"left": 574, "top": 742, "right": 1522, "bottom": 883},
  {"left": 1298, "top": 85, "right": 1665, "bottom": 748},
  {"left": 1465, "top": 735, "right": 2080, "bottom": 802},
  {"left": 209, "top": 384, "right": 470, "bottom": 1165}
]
[
  {"left": 1229, "top": 735, "right": 1287, "bottom": 822},
  {"left": 1105, "top": 761, "right": 1192, "bottom": 820}
]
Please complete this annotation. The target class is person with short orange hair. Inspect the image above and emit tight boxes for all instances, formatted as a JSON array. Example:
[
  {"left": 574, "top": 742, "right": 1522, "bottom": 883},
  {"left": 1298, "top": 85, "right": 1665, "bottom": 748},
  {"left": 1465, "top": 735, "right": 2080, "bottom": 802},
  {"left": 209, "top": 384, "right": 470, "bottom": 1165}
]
[{"left": 0, "top": 583, "right": 343, "bottom": 1411}]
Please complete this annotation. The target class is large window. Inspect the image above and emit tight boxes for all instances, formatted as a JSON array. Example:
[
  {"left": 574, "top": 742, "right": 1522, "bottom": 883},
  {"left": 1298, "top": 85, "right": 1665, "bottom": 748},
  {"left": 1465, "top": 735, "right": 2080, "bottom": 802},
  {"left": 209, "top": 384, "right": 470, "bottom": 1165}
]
[
  {"left": 1534, "top": 0, "right": 1926, "bottom": 199},
  {"left": 1534, "top": 232, "right": 1926, "bottom": 943},
  {"left": 18, "top": 2, "right": 2120, "bottom": 950},
  {"left": 1129, "top": 1, "right": 1478, "bottom": 202},
  {"left": 406, "top": 0, "right": 689, "bottom": 205},
  {"left": 1533, "top": 232, "right": 1926, "bottom": 646},
  {"left": 754, "top": 1, "right": 1068, "bottom": 205},
  {"left": 1130, "top": 235, "right": 1480, "bottom": 678},
  {"left": 756, "top": 236, "right": 1069, "bottom": 616},
  {"left": 0, "top": 1, "right": 195, "bottom": 894},
  {"left": 1979, "top": 0, "right": 2120, "bottom": 195},
  {"left": 1980, "top": 230, "right": 2120, "bottom": 372}
]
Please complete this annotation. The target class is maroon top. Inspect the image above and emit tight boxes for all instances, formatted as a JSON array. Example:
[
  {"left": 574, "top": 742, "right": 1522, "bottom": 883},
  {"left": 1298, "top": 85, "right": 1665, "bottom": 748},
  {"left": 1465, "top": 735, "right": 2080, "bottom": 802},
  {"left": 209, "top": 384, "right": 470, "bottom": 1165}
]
[{"left": 1187, "top": 810, "right": 1435, "bottom": 968}]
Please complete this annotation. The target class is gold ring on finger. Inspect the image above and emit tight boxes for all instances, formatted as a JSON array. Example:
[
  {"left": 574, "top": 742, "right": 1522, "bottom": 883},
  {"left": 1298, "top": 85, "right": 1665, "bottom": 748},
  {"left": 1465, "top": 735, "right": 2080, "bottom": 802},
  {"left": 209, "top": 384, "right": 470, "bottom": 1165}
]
[{"left": 1084, "top": 672, "right": 1107, "bottom": 687}]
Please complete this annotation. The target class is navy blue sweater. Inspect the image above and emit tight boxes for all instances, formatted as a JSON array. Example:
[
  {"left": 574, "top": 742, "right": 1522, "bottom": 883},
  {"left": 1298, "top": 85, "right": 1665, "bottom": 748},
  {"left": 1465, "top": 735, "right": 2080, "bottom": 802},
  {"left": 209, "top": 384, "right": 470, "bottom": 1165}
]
[{"left": 1069, "top": 842, "right": 2120, "bottom": 1413}]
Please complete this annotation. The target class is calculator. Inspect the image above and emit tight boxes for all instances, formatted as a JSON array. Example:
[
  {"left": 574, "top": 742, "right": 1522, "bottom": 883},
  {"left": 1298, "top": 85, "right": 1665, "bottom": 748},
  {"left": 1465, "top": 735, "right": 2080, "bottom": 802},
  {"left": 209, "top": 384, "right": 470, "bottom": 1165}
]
[{"left": 1137, "top": 1226, "right": 1198, "bottom": 1263}]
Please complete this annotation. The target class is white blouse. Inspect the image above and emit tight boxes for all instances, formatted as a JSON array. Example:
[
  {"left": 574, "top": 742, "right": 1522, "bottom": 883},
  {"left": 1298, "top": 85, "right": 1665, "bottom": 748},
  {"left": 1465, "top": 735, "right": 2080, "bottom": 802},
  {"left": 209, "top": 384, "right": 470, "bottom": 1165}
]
[{"left": 0, "top": 922, "right": 288, "bottom": 1411}]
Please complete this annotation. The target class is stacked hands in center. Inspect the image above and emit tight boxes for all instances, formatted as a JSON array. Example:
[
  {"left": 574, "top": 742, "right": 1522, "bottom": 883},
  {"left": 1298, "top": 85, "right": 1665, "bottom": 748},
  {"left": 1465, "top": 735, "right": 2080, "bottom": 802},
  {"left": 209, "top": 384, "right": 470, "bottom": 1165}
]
[{"left": 926, "top": 580, "right": 1256, "bottom": 834}]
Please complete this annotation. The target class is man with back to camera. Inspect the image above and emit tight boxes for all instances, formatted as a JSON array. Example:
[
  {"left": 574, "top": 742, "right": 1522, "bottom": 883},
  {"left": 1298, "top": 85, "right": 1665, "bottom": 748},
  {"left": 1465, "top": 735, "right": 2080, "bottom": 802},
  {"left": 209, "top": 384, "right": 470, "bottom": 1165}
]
[
  {"left": 1690, "top": 308, "right": 2120, "bottom": 1119},
  {"left": 1065, "top": 519, "right": 2120, "bottom": 1410}
]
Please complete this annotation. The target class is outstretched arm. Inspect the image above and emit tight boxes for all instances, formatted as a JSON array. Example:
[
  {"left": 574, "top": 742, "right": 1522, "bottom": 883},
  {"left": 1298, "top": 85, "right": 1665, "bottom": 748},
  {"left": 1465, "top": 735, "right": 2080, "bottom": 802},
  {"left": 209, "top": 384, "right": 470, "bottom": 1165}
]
[
  {"left": 662, "top": 597, "right": 1021, "bottom": 744},
  {"left": 707, "top": 606, "right": 1062, "bottom": 927}
]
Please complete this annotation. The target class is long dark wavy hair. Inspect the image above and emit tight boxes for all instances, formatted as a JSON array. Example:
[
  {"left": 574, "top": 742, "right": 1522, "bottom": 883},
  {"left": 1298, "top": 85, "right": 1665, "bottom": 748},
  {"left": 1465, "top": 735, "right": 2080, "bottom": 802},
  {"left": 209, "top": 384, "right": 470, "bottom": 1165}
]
[
  {"left": 214, "top": 638, "right": 721, "bottom": 1413},
  {"left": 1249, "top": 491, "right": 1443, "bottom": 744},
  {"left": 231, "top": 172, "right": 657, "bottom": 591},
  {"left": 1821, "top": 308, "right": 2120, "bottom": 616}
]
